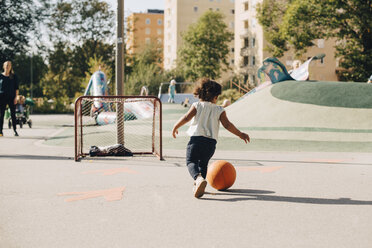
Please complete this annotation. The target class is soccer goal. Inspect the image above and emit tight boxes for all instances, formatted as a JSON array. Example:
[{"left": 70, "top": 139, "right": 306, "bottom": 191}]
[{"left": 74, "top": 96, "right": 162, "bottom": 161}]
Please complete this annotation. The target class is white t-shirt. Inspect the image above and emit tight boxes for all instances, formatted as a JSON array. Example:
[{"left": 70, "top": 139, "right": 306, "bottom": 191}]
[{"left": 187, "top": 101, "right": 225, "bottom": 141}]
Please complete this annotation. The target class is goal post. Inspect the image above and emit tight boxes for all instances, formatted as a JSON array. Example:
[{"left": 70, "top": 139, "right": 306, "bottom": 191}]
[{"left": 74, "top": 95, "right": 162, "bottom": 161}]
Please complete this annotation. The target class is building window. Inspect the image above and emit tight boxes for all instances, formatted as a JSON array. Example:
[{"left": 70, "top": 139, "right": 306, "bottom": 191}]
[
  {"left": 244, "top": 74, "right": 248, "bottom": 83},
  {"left": 244, "top": 2, "right": 249, "bottom": 11},
  {"left": 231, "top": 59, "right": 235, "bottom": 65},
  {"left": 252, "top": 75, "right": 256, "bottom": 84},
  {"left": 252, "top": 56, "right": 256, "bottom": 65},
  {"left": 231, "top": 48, "right": 235, "bottom": 53},
  {"left": 145, "top": 28, "right": 151, "bottom": 34},
  {"left": 244, "top": 56, "right": 249, "bottom": 66},
  {"left": 230, "top": 21, "right": 234, "bottom": 29},
  {"left": 145, "top": 38, "right": 151, "bottom": 44},
  {"left": 146, "top": 18, "right": 150, "bottom": 25},
  {"left": 252, "top": 37, "right": 255, "bottom": 47},
  {"left": 244, "top": 38, "right": 249, "bottom": 47},
  {"left": 216, "top": 8, "right": 220, "bottom": 11},
  {"left": 157, "top": 29, "right": 162, "bottom": 35},
  {"left": 231, "top": 9, "right": 235, "bottom": 14},
  {"left": 194, "top": 6, "right": 198, "bottom": 12},
  {"left": 244, "top": 20, "right": 249, "bottom": 29},
  {"left": 158, "top": 19, "right": 163, "bottom": 25}
]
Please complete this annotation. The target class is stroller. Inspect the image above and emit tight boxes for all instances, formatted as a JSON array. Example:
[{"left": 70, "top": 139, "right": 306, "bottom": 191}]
[{"left": 6, "top": 95, "right": 33, "bottom": 129}]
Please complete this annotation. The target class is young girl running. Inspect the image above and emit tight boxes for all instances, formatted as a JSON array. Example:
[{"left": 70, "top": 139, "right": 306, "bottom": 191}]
[{"left": 172, "top": 78, "right": 250, "bottom": 198}]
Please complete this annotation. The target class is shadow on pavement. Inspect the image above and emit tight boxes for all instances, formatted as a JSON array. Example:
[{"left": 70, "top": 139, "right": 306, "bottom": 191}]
[{"left": 202, "top": 188, "right": 372, "bottom": 205}]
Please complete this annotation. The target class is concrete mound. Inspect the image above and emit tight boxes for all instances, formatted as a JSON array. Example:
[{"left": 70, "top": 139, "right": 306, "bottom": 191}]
[{"left": 222, "top": 81, "right": 372, "bottom": 143}]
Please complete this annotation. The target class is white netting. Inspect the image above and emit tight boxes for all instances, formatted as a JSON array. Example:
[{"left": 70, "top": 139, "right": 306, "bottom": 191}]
[{"left": 75, "top": 96, "right": 162, "bottom": 160}]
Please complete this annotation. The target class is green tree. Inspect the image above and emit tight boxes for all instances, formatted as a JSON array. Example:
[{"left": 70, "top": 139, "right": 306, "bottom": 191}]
[
  {"left": 43, "top": 0, "right": 115, "bottom": 99},
  {"left": 178, "top": 11, "right": 233, "bottom": 81},
  {"left": 13, "top": 53, "right": 48, "bottom": 97},
  {"left": 256, "top": 0, "right": 372, "bottom": 82},
  {"left": 47, "top": 0, "right": 114, "bottom": 46},
  {"left": 125, "top": 44, "right": 166, "bottom": 95},
  {"left": 0, "top": 0, "right": 46, "bottom": 63}
]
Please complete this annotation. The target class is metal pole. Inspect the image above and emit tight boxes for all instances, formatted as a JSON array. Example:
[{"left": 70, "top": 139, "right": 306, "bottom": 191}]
[
  {"left": 30, "top": 53, "right": 33, "bottom": 98},
  {"left": 116, "top": 0, "right": 125, "bottom": 145}
]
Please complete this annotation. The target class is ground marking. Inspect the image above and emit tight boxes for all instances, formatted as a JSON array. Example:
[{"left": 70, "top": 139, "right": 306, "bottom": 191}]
[
  {"left": 83, "top": 167, "right": 138, "bottom": 176},
  {"left": 305, "top": 159, "right": 345, "bottom": 163},
  {"left": 237, "top": 166, "right": 284, "bottom": 173},
  {"left": 58, "top": 187, "right": 125, "bottom": 202}
]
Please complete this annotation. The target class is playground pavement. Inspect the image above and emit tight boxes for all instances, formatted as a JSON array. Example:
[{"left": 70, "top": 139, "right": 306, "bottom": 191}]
[{"left": 0, "top": 113, "right": 372, "bottom": 248}]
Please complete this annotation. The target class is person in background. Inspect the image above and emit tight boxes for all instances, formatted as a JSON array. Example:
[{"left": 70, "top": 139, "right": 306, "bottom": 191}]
[
  {"left": 0, "top": 61, "right": 19, "bottom": 137},
  {"left": 168, "top": 79, "right": 177, "bottom": 103}
]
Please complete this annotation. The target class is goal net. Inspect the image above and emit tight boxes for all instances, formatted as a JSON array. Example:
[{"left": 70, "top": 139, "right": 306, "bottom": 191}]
[{"left": 74, "top": 96, "right": 162, "bottom": 161}]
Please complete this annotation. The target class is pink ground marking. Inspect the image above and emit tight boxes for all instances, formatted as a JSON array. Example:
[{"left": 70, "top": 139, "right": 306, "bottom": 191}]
[
  {"left": 305, "top": 159, "right": 345, "bottom": 163},
  {"left": 58, "top": 186, "right": 126, "bottom": 202},
  {"left": 238, "top": 166, "right": 284, "bottom": 173},
  {"left": 82, "top": 167, "right": 138, "bottom": 176}
]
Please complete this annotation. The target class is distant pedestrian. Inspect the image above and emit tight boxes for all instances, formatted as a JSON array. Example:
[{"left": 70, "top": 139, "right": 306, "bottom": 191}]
[
  {"left": 0, "top": 61, "right": 19, "bottom": 136},
  {"left": 168, "top": 79, "right": 176, "bottom": 103},
  {"left": 172, "top": 78, "right": 250, "bottom": 198}
]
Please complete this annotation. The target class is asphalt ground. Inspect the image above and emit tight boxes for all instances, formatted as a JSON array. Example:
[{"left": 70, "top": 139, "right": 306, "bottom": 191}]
[{"left": 0, "top": 110, "right": 372, "bottom": 248}]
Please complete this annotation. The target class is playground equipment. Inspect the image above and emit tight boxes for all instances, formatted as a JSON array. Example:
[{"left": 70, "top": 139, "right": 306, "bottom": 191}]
[
  {"left": 243, "top": 54, "right": 326, "bottom": 97},
  {"left": 76, "top": 71, "right": 163, "bottom": 160},
  {"left": 83, "top": 70, "right": 154, "bottom": 123}
]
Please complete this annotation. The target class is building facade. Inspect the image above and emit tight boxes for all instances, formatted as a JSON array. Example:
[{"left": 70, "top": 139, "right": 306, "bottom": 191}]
[
  {"left": 164, "top": 0, "right": 236, "bottom": 75},
  {"left": 126, "top": 9, "right": 164, "bottom": 58},
  {"left": 234, "top": 0, "right": 338, "bottom": 86}
]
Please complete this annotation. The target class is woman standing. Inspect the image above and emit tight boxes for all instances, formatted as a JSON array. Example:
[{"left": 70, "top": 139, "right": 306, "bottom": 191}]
[
  {"left": 0, "top": 61, "right": 19, "bottom": 136},
  {"left": 168, "top": 79, "right": 177, "bottom": 103}
]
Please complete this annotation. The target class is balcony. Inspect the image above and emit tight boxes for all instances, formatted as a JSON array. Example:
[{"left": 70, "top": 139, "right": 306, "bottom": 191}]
[{"left": 240, "top": 47, "right": 250, "bottom": 56}]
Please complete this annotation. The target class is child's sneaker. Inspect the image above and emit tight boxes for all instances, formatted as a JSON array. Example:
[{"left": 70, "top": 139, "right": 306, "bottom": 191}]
[{"left": 193, "top": 174, "right": 207, "bottom": 198}]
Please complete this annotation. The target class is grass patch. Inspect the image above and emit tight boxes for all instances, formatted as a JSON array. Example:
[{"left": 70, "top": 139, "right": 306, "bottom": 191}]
[{"left": 271, "top": 81, "right": 372, "bottom": 108}]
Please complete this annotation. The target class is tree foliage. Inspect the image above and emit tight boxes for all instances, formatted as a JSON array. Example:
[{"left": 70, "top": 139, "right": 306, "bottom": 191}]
[
  {"left": 0, "top": 0, "right": 46, "bottom": 63},
  {"left": 41, "top": 0, "right": 115, "bottom": 99},
  {"left": 125, "top": 44, "right": 166, "bottom": 96},
  {"left": 13, "top": 53, "right": 48, "bottom": 97},
  {"left": 178, "top": 11, "right": 233, "bottom": 81},
  {"left": 256, "top": 0, "right": 372, "bottom": 82},
  {"left": 47, "top": 0, "right": 114, "bottom": 46}
]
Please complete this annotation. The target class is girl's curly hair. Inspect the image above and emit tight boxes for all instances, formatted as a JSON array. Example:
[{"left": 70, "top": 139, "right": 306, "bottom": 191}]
[{"left": 193, "top": 78, "right": 222, "bottom": 102}]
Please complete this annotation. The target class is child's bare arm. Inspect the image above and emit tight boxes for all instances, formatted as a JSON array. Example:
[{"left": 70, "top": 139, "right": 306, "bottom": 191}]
[
  {"left": 220, "top": 111, "right": 250, "bottom": 143},
  {"left": 172, "top": 106, "right": 197, "bottom": 138}
]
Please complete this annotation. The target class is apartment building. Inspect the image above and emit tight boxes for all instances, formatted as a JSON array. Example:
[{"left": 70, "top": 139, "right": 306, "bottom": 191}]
[
  {"left": 126, "top": 9, "right": 164, "bottom": 58},
  {"left": 234, "top": 0, "right": 338, "bottom": 86},
  {"left": 164, "top": 0, "right": 236, "bottom": 75}
]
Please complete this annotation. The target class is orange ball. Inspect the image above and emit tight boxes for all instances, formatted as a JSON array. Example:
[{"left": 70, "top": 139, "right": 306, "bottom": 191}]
[{"left": 207, "top": 160, "right": 236, "bottom": 190}]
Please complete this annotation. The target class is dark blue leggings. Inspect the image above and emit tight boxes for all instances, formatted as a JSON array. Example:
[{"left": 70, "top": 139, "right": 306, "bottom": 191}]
[
  {"left": 0, "top": 94, "right": 16, "bottom": 132},
  {"left": 186, "top": 136, "right": 216, "bottom": 180}
]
